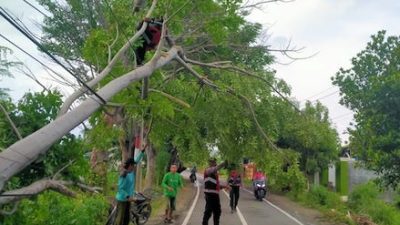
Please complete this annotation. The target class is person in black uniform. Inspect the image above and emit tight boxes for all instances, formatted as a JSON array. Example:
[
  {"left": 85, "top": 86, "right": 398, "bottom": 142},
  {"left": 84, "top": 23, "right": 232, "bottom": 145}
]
[{"left": 202, "top": 158, "right": 228, "bottom": 225}]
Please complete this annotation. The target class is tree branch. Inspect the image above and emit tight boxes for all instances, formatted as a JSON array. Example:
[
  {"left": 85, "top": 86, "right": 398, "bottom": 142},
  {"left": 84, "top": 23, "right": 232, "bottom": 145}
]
[
  {"left": 241, "top": 0, "right": 294, "bottom": 9},
  {"left": 175, "top": 56, "right": 280, "bottom": 152},
  {"left": 0, "top": 179, "right": 76, "bottom": 205},
  {"left": 108, "top": 24, "right": 119, "bottom": 64},
  {"left": 184, "top": 57, "right": 301, "bottom": 113},
  {"left": 0, "top": 103, "right": 22, "bottom": 140},
  {"left": 149, "top": 88, "right": 191, "bottom": 108}
]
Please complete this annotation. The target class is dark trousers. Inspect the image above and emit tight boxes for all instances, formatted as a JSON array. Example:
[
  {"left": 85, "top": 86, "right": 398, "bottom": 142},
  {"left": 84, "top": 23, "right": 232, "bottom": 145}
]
[
  {"left": 202, "top": 193, "right": 221, "bottom": 225},
  {"left": 115, "top": 201, "right": 130, "bottom": 225},
  {"left": 229, "top": 186, "right": 240, "bottom": 209}
]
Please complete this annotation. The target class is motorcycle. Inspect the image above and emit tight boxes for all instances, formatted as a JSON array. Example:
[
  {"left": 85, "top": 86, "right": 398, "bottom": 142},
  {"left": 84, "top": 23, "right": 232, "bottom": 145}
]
[
  {"left": 253, "top": 179, "right": 267, "bottom": 201},
  {"left": 106, "top": 192, "right": 152, "bottom": 225}
]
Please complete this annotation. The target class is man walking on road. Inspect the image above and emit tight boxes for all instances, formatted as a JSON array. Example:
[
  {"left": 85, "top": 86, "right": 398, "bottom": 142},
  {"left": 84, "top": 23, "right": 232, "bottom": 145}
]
[
  {"left": 228, "top": 168, "right": 242, "bottom": 213},
  {"left": 202, "top": 158, "right": 228, "bottom": 225},
  {"left": 162, "top": 164, "right": 183, "bottom": 224}
]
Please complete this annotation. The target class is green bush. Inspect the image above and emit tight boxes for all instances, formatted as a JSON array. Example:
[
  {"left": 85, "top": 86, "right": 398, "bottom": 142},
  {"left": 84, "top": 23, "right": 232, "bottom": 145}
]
[
  {"left": 348, "top": 182, "right": 379, "bottom": 211},
  {"left": 349, "top": 182, "right": 400, "bottom": 225},
  {"left": 2, "top": 191, "right": 108, "bottom": 225},
  {"left": 300, "top": 185, "right": 343, "bottom": 210}
]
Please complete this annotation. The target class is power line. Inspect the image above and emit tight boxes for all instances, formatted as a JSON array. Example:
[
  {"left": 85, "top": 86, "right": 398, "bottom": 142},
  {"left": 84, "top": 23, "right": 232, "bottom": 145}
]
[
  {"left": 0, "top": 7, "right": 106, "bottom": 105},
  {"left": 22, "top": 0, "right": 49, "bottom": 17},
  {"left": 0, "top": 33, "right": 72, "bottom": 85},
  {"left": 331, "top": 112, "right": 353, "bottom": 120},
  {"left": 310, "top": 90, "right": 339, "bottom": 102},
  {"left": 302, "top": 85, "right": 336, "bottom": 101}
]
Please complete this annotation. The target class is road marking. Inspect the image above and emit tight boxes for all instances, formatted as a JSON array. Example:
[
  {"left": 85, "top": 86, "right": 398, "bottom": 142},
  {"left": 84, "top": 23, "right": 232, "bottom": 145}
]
[
  {"left": 222, "top": 189, "right": 249, "bottom": 225},
  {"left": 242, "top": 188, "right": 304, "bottom": 225},
  {"left": 181, "top": 181, "right": 200, "bottom": 225}
]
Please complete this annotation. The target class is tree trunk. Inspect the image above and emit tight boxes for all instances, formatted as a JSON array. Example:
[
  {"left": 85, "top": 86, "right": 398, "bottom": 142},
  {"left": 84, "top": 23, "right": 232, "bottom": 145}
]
[
  {"left": 144, "top": 144, "right": 156, "bottom": 189},
  {"left": 0, "top": 47, "right": 180, "bottom": 191}
]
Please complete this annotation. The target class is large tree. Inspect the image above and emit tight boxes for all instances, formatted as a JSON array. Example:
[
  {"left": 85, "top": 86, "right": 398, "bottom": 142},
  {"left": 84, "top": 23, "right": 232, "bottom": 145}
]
[
  {"left": 0, "top": 0, "right": 339, "bottom": 212},
  {"left": 333, "top": 30, "right": 400, "bottom": 188}
]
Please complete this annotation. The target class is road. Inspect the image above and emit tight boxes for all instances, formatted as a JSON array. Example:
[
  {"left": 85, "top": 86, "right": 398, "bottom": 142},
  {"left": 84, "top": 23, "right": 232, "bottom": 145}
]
[{"left": 178, "top": 173, "right": 305, "bottom": 225}]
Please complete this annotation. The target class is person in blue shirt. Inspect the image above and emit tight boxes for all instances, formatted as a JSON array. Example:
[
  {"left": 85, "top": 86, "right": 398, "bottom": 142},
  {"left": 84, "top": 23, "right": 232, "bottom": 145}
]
[{"left": 114, "top": 147, "right": 145, "bottom": 225}]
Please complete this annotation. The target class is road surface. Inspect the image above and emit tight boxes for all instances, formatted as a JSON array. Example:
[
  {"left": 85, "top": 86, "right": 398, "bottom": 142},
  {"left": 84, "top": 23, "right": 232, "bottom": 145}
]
[{"left": 177, "top": 172, "right": 305, "bottom": 225}]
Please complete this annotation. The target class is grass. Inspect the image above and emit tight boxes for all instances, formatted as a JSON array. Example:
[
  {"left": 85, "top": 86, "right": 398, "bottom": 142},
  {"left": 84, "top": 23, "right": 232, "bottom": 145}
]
[
  {"left": 292, "top": 185, "right": 354, "bottom": 225},
  {"left": 291, "top": 183, "right": 400, "bottom": 225}
]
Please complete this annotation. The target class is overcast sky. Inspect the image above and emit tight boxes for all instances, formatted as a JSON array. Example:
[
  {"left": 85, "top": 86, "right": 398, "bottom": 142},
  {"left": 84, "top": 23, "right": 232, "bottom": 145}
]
[
  {"left": 247, "top": 0, "right": 400, "bottom": 143},
  {"left": 1, "top": 0, "right": 400, "bottom": 143}
]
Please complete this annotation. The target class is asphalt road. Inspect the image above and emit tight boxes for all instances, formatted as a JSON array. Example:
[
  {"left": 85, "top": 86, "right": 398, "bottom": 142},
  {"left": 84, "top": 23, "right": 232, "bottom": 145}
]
[{"left": 179, "top": 173, "right": 304, "bottom": 225}]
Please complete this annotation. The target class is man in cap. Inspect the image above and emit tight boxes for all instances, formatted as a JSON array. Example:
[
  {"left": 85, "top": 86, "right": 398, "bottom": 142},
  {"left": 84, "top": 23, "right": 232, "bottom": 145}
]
[{"left": 202, "top": 158, "right": 228, "bottom": 225}]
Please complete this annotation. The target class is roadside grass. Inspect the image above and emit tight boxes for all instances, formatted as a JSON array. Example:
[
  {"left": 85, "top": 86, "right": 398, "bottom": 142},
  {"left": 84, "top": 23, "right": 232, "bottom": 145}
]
[
  {"left": 290, "top": 183, "right": 400, "bottom": 225},
  {"left": 291, "top": 185, "right": 354, "bottom": 225}
]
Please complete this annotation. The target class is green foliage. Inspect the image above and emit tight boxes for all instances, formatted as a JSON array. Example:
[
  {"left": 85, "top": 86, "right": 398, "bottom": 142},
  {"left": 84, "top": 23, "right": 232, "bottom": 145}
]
[
  {"left": 299, "top": 185, "right": 343, "bottom": 210},
  {"left": 349, "top": 182, "right": 400, "bottom": 225},
  {"left": 1, "top": 90, "right": 88, "bottom": 189},
  {"left": 277, "top": 102, "right": 340, "bottom": 174},
  {"left": 1, "top": 191, "right": 108, "bottom": 225},
  {"left": 333, "top": 30, "right": 400, "bottom": 188}
]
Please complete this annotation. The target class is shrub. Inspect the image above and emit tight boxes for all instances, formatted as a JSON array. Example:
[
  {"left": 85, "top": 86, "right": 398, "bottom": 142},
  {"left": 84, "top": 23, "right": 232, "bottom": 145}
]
[
  {"left": 302, "top": 185, "right": 343, "bottom": 210},
  {"left": 348, "top": 182, "right": 379, "bottom": 211},
  {"left": 2, "top": 191, "right": 108, "bottom": 225},
  {"left": 349, "top": 182, "right": 400, "bottom": 225}
]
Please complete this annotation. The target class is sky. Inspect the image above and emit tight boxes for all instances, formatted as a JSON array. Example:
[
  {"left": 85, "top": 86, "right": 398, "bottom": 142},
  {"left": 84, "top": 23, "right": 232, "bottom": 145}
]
[
  {"left": 1, "top": 0, "right": 400, "bottom": 143},
  {"left": 246, "top": 0, "right": 400, "bottom": 143}
]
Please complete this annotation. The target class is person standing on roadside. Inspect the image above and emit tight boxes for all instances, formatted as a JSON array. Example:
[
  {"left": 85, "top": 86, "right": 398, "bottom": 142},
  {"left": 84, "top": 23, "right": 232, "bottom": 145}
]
[
  {"left": 113, "top": 146, "right": 146, "bottom": 225},
  {"left": 202, "top": 158, "right": 228, "bottom": 225},
  {"left": 162, "top": 164, "right": 183, "bottom": 224}
]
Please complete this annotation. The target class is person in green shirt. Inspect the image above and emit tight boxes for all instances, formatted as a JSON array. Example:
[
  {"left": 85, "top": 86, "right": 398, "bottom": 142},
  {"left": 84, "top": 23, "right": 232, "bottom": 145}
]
[{"left": 162, "top": 164, "right": 183, "bottom": 223}]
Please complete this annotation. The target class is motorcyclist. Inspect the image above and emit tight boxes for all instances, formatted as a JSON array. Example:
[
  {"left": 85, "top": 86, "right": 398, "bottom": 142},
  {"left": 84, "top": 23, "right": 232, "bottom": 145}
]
[{"left": 252, "top": 169, "right": 267, "bottom": 199}]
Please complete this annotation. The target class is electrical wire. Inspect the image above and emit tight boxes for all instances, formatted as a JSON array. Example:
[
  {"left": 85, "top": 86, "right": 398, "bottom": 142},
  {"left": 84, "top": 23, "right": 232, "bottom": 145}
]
[{"left": 0, "top": 7, "right": 106, "bottom": 105}]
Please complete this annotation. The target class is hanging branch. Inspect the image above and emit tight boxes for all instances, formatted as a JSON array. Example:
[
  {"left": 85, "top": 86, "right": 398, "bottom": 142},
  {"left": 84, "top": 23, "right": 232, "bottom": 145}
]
[
  {"left": 0, "top": 103, "right": 22, "bottom": 140},
  {"left": 108, "top": 24, "right": 119, "bottom": 63},
  {"left": 149, "top": 88, "right": 191, "bottom": 108},
  {"left": 175, "top": 56, "right": 281, "bottom": 152},
  {"left": 241, "top": 0, "right": 294, "bottom": 9},
  {"left": 184, "top": 57, "right": 301, "bottom": 113}
]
